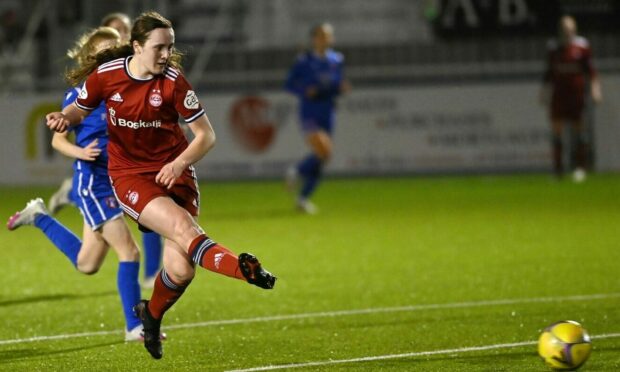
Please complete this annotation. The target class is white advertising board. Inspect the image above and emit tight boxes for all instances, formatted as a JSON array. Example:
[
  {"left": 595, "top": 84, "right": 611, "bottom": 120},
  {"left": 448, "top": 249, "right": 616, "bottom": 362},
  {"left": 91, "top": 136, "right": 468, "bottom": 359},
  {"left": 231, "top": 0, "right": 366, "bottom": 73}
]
[{"left": 0, "top": 76, "right": 618, "bottom": 185}]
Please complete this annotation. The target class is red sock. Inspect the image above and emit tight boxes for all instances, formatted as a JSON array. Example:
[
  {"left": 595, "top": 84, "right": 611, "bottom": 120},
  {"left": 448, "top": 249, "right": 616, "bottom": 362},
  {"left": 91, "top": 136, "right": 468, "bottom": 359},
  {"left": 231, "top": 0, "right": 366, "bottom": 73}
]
[
  {"left": 148, "top": 269, "right": 190, "bottom": 320},
  {"left": 552, "top": 137, "right": 563, "bottom": 176},
  {"left": 188, "top": 235, "right": 245, "bottom": 280}
]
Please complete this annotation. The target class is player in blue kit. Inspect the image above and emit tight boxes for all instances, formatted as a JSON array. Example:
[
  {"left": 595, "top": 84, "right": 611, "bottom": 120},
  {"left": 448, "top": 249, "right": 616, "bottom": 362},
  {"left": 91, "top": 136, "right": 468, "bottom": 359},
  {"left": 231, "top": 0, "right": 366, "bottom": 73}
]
[
  {"left": 7, "top": 27, "right": 160, "bottom": 342},
  {"left": 47, "top": 12, "right": 163, "bottom": 288},
  {"left": 285, "top": 23, "right": 351, "bottom": 214}
]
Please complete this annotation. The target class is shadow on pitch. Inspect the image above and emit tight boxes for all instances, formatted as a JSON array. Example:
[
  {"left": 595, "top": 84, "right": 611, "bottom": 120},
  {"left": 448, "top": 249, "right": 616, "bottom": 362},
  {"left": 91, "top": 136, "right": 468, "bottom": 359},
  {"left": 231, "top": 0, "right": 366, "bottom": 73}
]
[
  {"left": 0, "top": 291, "right": 116, "bottom": 308},
  {"left": 0, "top": 340, "right": 123, "bottom": 363}
]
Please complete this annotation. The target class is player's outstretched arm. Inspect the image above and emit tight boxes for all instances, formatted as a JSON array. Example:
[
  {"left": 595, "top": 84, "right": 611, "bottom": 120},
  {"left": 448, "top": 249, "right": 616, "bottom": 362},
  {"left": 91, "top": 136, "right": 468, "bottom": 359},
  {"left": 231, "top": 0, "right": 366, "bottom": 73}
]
[
  {"left": 156, "top": 114, "right": 216, "bottom": 189},
  {"left": 46, "top": 104, "right": 89, "bottom": 133}
]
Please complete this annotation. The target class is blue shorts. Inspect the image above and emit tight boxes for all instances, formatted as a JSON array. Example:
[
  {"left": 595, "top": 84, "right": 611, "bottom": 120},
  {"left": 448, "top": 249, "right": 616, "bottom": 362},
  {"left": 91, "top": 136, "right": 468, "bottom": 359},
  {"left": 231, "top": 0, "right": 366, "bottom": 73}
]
[
  {"left": 72, "top": 168, "right": 124, "bottom": 230},
  {"left": 301, "top": 114, "right": 335, "bottom": 135}
]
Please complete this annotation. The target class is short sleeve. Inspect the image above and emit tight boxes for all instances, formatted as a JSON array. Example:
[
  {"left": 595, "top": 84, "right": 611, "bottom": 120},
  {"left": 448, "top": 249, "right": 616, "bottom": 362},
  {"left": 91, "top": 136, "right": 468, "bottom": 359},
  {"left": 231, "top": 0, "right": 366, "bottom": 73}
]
[
  {"left": 75, "top": 71, "right": 103, "bottom": 111},
  {"left": 173, "top": 74, "right": 205, "bottom": 123},
  {"left": 61, "top": 88, "right": 80, "bottom": 110}
]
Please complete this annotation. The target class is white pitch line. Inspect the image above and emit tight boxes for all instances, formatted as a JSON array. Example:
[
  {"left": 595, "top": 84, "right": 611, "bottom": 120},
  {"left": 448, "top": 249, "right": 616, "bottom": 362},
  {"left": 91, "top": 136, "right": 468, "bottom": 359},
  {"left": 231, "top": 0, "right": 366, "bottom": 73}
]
[
  {"left": 0, "top": 292, "right": 619, "bottom": 346},
  {"left": 226, "top": 333, "right": 620, "bottom": 372}
]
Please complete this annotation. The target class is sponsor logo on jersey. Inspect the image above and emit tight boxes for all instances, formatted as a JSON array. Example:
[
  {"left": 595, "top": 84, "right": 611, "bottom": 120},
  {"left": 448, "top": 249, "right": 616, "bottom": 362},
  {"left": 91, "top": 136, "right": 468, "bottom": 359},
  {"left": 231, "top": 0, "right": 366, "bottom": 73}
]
[
  {"left": 110, "top": 92, "right": 123, "bottom": 102},
  {"left": 149, "top": 89, "right": 162, "bottom": 107},
  {"left": 78, "top": 84, "right": 88, "bottom": 99},
  {"left": 108, "top": 107, "right": 161, "bottom": 129},
  {"left": 214, "top": 253, "right": 224, "bottom": 269},
  {"left": 116, "top": 118, "right": 162, "bottom": 129},
  {"left": 184, "top": 90, "right": 199, "bottom": 109}
]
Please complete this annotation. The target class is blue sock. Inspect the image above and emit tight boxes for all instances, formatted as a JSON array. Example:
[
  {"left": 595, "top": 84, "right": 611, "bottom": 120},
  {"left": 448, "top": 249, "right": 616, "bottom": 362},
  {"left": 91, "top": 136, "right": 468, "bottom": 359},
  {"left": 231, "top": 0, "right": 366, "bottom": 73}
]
[
  {"left": 34, "top": 215, "right": 81, "bottom": 267},
  {"left": 117, "top": 261, "right": 141, "bottom": 331},
  {"left": 298, "top": 155, "right": 323, "bottom": 199},
  {"left": 297, "top": 154, "right": 320, "bottom": 178},
  {"left": 142, "top": 232, "right": 162, "bottom": 278}
]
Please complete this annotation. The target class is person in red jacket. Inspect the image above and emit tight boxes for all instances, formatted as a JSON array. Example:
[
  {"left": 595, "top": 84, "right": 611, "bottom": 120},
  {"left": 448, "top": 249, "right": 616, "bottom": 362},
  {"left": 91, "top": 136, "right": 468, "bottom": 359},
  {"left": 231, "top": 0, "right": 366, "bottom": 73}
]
[{"left": 541, "top": 15, "right": 602, "bottom": 182}]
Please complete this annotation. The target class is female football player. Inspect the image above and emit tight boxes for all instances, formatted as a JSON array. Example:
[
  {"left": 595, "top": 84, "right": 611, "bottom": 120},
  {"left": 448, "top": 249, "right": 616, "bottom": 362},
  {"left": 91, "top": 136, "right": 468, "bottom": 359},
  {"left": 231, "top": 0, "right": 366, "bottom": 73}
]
[
  {"left": 540, "top": 15, "right": 602, "bottom": 182},
  {"left": 7, "top": 26, "right": 151, "bottom": 342},
  {"left": 101, "top": 12, "right": 131, "bottom": 44},
  {"left": 45, "top": 11, "right": 276, "bottom": 359},
  {"left": 285, "top": 22, "right": 351, "bottom": 213},
  {"left": 47, "top": 12, "right": 163, "bottom": 288}
]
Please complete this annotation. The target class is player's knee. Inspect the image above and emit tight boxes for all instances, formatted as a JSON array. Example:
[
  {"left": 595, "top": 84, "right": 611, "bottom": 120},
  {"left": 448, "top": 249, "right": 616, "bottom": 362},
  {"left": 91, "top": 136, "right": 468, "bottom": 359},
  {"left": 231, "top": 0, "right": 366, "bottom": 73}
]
[
  {"left": 171, "top": 215, "right": 199, "bottom": 245},
  {"left": 319, "top": 148, "right": 331, "bottom": 161},
  {"left": 313, "top": 144, "right": 331, "bottom": 161},
  {"left": 76, "top": 261, "right": 101, "bottom": 275},
  {"left": 166, "top": 263, "right": 195, "bottom": 283},
  {"left": 118, "top": 244, "right": 140, "bottom": 262}
]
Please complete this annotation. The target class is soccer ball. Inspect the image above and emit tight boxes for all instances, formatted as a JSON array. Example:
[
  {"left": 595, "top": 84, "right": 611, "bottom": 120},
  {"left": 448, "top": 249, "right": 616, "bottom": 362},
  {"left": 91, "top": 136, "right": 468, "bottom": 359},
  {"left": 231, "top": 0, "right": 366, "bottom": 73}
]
[{"left": 538, "top": 320, "right": 592, "bottom": 370}]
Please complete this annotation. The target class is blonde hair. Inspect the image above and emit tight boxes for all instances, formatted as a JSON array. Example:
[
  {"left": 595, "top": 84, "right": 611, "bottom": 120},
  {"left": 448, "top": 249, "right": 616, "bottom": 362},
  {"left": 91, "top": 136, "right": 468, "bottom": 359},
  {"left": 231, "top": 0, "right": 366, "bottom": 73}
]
[
  {"left": 101, "top": 12, "right": 131, "bottom": 29},
  {"left": 65, "top": 27, "right": 121, "bottom": 86}
]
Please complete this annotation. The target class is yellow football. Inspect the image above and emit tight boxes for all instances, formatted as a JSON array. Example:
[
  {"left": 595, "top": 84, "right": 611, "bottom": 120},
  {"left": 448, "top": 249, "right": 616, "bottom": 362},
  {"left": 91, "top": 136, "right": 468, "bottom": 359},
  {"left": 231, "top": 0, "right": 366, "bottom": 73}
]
[{"left": 538, "top": 320, "right": 592, "bottom": 370}]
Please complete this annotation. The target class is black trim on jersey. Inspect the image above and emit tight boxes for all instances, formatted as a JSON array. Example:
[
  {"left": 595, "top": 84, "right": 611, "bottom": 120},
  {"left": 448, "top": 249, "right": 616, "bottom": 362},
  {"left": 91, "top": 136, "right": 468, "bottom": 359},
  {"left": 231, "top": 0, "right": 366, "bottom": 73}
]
[
  {"left": 184, "top": 109, "right": 205, "bottom": 123},
  {"left": 74, "top": 100, "right": 96, "bottom": 111},
  {"left": 124, "top": 56, "right": 156, "bottom": 82}
]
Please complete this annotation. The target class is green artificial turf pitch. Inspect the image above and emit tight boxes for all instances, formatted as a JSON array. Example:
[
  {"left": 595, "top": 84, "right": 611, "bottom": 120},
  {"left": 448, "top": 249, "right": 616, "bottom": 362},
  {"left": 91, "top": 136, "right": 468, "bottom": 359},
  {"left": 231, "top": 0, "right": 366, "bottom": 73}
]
[{"left": 0, "top": 174, "right": 619, "bottom": 371}]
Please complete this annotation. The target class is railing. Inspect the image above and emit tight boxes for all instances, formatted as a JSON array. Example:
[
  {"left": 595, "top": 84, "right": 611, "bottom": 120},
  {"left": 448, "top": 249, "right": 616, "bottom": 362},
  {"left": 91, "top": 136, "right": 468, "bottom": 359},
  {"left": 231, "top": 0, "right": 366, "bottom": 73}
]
[{"left": 2, "top": 0, "right": 619, "bottom": 94}]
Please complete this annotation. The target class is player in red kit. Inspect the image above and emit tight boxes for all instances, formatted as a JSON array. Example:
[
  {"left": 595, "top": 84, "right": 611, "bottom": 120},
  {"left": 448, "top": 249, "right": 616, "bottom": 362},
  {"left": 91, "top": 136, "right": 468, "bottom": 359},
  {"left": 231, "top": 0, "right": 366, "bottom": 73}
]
[
  {"left": 45, "top": 11, "right": 276, "bottom": 359},
  {"left": 541, "top": 15, "right": 602, "bottom": 182}
]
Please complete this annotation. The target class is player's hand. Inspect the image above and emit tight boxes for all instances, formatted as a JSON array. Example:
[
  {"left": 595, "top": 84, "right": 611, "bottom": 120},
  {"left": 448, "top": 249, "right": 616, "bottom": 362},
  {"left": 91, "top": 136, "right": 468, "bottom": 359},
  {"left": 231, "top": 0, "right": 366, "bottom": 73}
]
[
  {"left": 340, "top": 80, "right": 352, "bottom": 94},
  {"left": 156, "top": 160, "right": 186, "bottom": 189},
  {"left": 305, "top": 86, "right": 319, "bottom": 99},
  {"left": 80, "top": 139, "right": 101, "bottom": 161},
  {"left": 591, "top": 86, "right": 603, "bottom": 104},
  {"left": 46, "top": 112, "right": 70, "bottom": 133}
]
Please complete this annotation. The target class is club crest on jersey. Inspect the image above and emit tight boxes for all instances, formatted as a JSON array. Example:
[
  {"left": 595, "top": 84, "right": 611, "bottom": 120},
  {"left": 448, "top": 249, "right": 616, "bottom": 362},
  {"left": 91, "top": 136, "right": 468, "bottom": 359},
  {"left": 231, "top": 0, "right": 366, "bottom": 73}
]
[
  {"left": 127, "top": 191, "right": 139, "bottom": 205},
  {"left": 149, "top": 89, "right": 162, "bottom": 107},
  {"left": 105, "top": 196, "right": 119, "bottom": 209},
  {"left": 184, "top": 90, "right": 199, "bottom": 109}
]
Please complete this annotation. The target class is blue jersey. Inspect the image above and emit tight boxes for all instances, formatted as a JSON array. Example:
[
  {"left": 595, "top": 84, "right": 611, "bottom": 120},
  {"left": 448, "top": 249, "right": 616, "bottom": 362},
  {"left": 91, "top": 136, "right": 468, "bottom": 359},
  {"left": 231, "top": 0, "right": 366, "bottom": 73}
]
[
  {"left": 62, "top": 87, "right": 109, "bottom": 174},
  {"left": 61, "top": 87, "right": 122, "bottom": 229},
  {"left": 285, "top": 49, "right": 345, "bottom": 124}
]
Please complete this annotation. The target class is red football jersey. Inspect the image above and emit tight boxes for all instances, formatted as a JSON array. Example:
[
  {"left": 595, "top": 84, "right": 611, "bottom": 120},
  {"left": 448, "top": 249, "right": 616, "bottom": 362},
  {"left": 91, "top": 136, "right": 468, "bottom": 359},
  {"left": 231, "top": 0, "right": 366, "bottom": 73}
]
[
  {"left": 544, "top": 36, "right": 597, "bottom": 95},
  {"left": 75, "top": 56, "right": 205, "bottom": 177}
]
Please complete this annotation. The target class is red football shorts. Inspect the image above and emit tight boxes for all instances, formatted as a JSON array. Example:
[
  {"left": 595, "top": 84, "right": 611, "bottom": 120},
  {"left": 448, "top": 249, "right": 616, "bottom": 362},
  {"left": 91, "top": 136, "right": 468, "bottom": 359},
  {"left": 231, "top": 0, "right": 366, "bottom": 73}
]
[
  {"left": 551, "top": 89, "right": 585, "bottom": 122},
  {"left": 110, "top": 168, "right": 200, "bottom": 222}
]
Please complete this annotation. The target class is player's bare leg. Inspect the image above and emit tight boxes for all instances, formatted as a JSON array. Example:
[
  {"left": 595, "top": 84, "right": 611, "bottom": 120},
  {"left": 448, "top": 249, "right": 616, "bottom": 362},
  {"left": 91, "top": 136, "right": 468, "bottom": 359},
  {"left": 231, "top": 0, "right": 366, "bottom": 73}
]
[
  {"left": 135, "top": 197, "right": 275, "bottom": 359},
  {"left": 306, "top": 130, "right": 332, "bottom": 161},
  {"left": 74, "top": 224, "right": 109, "bottom": 274},
  {"left": 296, "top": 130, "right": 332, "bottom": 214}
]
